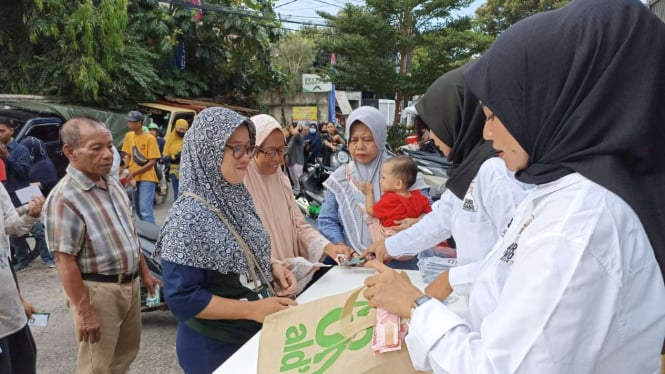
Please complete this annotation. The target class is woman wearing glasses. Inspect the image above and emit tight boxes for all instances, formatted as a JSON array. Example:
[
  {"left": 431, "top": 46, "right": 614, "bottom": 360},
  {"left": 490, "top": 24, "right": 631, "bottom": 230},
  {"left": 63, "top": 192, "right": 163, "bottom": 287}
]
[
  {"left": 156, "top": 108, "right": 298, "bottom": 373},
  {"left": 244, "top": 114, "right": 353, "bottom": 293}
]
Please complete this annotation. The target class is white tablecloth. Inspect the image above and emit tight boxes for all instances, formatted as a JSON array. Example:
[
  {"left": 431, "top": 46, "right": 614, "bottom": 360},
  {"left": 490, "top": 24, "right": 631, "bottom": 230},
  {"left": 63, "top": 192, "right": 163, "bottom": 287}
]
[{"left": 214, "top": 266, "right": 466, "bottom": 373}]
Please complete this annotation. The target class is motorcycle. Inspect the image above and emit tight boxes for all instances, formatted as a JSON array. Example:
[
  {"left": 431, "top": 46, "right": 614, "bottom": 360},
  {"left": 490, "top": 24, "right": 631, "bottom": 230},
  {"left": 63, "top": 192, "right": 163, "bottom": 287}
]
[
  {"left": 295, "top": 146, "right": 350, "bottom": 219},
  {"left": 328, "top": 144, "right": 350, "bottom": 169},
  {"left": 135, "top": 219, "right": 167, "bottom": 312},
  {"left": 400, "top": 140, "right": 451, "bottom": 201}
]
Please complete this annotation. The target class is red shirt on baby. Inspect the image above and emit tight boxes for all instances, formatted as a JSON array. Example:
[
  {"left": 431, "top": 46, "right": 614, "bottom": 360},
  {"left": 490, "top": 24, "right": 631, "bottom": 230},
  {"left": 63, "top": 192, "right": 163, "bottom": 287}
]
[{"left": 372, "top": 189, "right": 432, "bottom": 227}]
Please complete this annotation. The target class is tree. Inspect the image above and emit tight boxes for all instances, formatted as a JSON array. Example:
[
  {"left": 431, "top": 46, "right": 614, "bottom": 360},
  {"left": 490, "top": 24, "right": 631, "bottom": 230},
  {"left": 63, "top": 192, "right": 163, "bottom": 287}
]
[
  {"left": 475, "top": 0, "right": 570, "bottom": 37},
  {"left": 317, "top": 0, "right": 488, "bottom": 125},
  {"left": 0, "top": 0, "right": 135, "bottom": 103},
  {"left": 273, "top": 32, "right": 316, "bottom": 123},
  {"left": 0, "top": 0, "right": 285, "bottom": 108}
]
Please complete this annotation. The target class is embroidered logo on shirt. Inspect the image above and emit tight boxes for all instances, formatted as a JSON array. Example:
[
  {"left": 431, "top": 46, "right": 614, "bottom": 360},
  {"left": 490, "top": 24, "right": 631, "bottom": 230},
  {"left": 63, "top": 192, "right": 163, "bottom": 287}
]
[
  {"left": 462, "top": 182, "right": 477, "bottom": 212},
  {"left": 499, "top": 215, "right": 533, "bottom": 265}
]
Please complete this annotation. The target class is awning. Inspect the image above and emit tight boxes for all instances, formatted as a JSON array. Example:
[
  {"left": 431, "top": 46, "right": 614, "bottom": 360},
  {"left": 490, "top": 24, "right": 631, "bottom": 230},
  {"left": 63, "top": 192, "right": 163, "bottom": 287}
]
[{"left": 335, "top": 91, "right": 353, "bottom": 115}]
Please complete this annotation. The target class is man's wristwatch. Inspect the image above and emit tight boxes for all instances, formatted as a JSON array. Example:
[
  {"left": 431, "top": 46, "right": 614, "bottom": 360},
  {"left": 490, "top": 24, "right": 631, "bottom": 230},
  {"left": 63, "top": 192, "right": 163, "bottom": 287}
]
[{"left": 410, "top": 294, "right": 432, "bottom": 319}]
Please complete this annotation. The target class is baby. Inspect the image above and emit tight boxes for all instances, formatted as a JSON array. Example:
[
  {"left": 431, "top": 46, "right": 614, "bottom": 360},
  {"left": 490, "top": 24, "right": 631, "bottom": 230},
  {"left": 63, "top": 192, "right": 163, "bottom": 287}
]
[{"left": 360, "top": 155, "right": 432, "bottom": 241}]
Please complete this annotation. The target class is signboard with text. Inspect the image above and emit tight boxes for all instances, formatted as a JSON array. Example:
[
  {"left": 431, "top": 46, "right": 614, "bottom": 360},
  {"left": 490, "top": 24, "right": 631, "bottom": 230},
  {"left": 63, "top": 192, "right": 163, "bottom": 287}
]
[
  {"left": 293, "top": 106, "right": 318, "bottom": 121},
  {"left": 302, "top": 74, "right": 332, "bottom": 93}
]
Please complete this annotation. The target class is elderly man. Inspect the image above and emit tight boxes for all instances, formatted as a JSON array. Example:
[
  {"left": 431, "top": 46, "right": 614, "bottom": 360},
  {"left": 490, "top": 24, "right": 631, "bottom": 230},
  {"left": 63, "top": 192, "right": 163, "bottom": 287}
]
[{"left": 44, "top": 117, "right": 159, "bottom": 373}]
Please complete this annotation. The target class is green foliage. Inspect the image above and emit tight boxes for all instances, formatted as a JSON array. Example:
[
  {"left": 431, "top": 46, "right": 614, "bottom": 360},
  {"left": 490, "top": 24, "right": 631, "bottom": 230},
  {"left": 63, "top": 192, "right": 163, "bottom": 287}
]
[
  {"left": 0, "top": 0, "right": 284, "bottom": 108},
  {"left": 315, "top": 0, "right": 488, "bottom": 125},
  {"left": 475, "top": 0, "right": 570, "bottom": 37},
  {"left": 410, "top": 16, "right": 492, "bottom": 93},
  {"left": 387, "top": 123, "right": 412, "bottom": 151},
  {"left": 317, "top": 4, "right": 398, "bottom": 97}
]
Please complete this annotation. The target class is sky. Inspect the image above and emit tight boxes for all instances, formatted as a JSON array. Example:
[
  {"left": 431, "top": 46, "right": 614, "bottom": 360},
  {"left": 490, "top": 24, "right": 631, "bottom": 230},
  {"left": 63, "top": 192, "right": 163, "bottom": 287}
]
[{"left": 274, "top": 0, "right": 486, "bottom": 31}]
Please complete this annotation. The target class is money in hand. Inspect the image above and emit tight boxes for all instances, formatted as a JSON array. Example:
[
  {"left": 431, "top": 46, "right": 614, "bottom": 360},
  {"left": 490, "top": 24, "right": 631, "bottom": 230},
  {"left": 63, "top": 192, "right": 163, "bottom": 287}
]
[{"left": 371, "top": 307, "right": 403, "bottom": 354}]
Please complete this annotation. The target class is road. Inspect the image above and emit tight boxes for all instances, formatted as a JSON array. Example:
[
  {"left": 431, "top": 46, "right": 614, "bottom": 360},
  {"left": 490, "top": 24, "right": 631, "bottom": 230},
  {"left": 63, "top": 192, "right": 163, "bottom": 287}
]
[{"left": 17, "top": 192, "right": 182, "bottom": 374}]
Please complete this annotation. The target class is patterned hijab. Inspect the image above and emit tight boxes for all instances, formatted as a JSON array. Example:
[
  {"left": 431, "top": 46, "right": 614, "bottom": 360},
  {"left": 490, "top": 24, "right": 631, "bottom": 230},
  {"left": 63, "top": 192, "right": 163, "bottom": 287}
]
[
  {"left": 157, "top": 107, "right": 272, "bottom": 281},
  {"left": 20, "top": 136, "right": 48, "bottom": 162},
  {"left": 324, "top": 106, "right": 427, "bottom": 252}
]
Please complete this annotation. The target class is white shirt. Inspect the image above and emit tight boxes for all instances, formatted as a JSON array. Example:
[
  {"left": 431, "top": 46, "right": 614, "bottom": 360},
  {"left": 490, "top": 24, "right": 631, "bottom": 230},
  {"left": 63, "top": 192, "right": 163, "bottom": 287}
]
[
  {"left": 0, "top": 183, "right": 36, "bottom": 257},
  {"left": 0, "top": 183, "right": 37, "bottom": 339},
  {"left": 386, "top": 157, "right": 532, "bottom": 292},
  {"left": 407, "top": 173, "right": 665, "bottom": 374}
]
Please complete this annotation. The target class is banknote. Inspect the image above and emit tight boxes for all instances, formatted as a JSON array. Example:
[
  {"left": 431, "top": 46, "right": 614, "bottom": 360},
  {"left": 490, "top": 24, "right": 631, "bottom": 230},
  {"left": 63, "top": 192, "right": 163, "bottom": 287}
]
[{"left": 371, "top": 307, "right": 403, "bottom": 354}]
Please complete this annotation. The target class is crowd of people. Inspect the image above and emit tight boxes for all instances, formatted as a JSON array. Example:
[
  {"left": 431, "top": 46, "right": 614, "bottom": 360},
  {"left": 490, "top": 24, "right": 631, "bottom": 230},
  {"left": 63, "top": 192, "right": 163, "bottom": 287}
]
[{"left": 2, "top": 0, "right": 665, "bottom": 373}]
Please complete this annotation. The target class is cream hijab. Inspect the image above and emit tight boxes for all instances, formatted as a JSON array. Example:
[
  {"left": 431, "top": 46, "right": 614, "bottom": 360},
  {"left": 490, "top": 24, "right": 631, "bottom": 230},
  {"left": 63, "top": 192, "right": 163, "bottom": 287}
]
[{"left": 244, "top": 114, "right": 327, "bottom": 262}]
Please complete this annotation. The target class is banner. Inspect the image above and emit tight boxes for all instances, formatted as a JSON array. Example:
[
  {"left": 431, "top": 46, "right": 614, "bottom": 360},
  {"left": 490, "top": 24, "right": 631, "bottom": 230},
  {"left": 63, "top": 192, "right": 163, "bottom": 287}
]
[{"left": 293, "top": 106, "right": 318, "bottom": 122}]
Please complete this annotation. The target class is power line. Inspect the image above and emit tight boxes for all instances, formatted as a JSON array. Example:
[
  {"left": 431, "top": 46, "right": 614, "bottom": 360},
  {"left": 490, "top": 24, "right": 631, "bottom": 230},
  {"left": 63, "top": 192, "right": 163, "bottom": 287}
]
[
  {"left": 310, "top": 0, "right": 345, "bottom": 8},
  {"left": 161, "top": 0, "right": 330, "bottom": 27},
  {"left": 275, "top": 0, "right": 298, "bottom": 8}
]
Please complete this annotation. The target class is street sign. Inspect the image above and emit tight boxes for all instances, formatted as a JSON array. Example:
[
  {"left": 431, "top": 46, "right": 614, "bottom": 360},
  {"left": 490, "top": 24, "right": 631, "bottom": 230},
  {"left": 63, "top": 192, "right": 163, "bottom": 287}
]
[{"left": 302, "top": 74, "right": 332, "bottom": 93}]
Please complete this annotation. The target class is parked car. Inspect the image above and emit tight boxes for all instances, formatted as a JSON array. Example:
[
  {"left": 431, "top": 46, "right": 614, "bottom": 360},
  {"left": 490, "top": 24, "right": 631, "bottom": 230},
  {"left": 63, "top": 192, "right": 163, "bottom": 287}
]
[
  {"left": 0, "top": 101, "right": 129, "bottom": 178},
  {"left": 137, "top": 103, "right": 196, "bottom": 140}
]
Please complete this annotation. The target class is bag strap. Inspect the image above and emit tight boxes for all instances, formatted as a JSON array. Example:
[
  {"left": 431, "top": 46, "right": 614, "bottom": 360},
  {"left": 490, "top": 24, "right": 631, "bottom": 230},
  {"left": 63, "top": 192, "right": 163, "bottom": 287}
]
[
  {"left": 338, "top": 271, "right": 412, "bottom": 337},
  {"left": 181, "top": 191, "right": 276, "bottom": 296},
  {"left": 338, "top": 287, "right": 375, "bottom": 338}
]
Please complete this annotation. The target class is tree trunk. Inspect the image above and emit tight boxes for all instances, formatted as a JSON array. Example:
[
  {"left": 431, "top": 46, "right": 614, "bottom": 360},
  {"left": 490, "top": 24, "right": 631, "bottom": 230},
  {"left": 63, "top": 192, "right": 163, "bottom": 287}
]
[
  {"left": 280, "top": 96, "right": 287, "bottom": 126},
  {"left": 393, "top": 45, "right": 410, "bottom": 127}
]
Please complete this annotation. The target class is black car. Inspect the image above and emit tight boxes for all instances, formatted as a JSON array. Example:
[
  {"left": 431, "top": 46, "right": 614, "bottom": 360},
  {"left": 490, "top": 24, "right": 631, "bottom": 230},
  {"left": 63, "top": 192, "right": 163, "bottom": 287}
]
[{"left": 0, "top": 107, "right": 68, "bottom": 178}]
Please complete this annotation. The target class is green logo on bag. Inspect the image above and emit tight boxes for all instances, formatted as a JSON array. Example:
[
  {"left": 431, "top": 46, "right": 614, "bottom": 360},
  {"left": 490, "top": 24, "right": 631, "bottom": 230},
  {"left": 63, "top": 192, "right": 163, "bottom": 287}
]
[{"left": 280, "top": 301, "right": 372, "bottom": 373}]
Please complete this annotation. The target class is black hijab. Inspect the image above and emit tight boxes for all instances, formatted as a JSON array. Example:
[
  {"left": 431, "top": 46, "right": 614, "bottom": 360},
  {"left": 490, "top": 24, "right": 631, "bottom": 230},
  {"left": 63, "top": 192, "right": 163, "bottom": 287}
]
[
  {"left": 464, "top": 0, "right": 665, "bottom": 282},
  {"left": 416, "top": 63, "right": 497, "bottom": 199}
]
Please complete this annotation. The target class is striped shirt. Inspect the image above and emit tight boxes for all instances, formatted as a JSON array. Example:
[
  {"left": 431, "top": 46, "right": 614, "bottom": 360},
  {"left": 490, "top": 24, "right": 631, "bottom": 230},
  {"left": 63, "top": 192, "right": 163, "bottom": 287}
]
[{"left": 43, "top": 165, "right": 140, "bottom": 275}]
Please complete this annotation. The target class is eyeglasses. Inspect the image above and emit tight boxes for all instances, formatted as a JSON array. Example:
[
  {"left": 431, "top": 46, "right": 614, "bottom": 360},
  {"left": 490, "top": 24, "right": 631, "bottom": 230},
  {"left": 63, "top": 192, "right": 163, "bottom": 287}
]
[
  {"left": 258, "top": 147, "right": 289, "bottom": 158},
  {"left": 225, "top": 144, "right": 258, "bottom": 159}
]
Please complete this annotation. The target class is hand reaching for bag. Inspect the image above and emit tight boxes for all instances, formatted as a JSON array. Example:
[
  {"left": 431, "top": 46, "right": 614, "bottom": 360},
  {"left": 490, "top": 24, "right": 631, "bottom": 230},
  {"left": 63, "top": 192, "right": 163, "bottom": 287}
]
[{"left": 251, "top": 297, "right": 297, "bottom": 323}]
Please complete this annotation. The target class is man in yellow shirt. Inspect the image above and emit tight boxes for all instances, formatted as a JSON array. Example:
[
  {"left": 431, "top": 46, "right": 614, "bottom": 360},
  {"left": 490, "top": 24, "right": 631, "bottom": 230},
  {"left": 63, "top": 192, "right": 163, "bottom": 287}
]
[{"left": 121, "top": 111, "right": 161, "bottom": 223}]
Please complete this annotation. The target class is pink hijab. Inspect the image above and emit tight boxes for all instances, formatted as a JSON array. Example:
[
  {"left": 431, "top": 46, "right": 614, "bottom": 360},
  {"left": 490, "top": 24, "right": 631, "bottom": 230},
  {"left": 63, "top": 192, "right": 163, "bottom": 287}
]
[{"left": 244, "top": 114, "right": 329, "bottom": 263}]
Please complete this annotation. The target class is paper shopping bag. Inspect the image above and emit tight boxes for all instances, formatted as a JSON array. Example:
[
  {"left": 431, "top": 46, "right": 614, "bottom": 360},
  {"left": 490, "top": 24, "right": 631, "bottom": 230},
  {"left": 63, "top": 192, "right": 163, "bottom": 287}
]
[{"left": 258, "top": 287, "right": 428, "bottom": 374}]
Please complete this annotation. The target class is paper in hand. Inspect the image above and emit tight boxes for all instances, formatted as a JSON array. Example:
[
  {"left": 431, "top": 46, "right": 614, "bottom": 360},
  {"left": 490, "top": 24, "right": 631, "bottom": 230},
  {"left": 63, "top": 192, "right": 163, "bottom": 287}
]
[
  {"left": 28, "top": 313, "right": 50, "bottom": 327},
  {"left": 15, "top": 185, "right": 43, "bottom": 205}
]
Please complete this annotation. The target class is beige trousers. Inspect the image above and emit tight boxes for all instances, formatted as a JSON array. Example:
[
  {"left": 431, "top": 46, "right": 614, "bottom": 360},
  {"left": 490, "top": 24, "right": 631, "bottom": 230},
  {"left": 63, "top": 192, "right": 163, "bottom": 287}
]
[{"left": 66, "top": 278, "right": 141, "bottom": 374}]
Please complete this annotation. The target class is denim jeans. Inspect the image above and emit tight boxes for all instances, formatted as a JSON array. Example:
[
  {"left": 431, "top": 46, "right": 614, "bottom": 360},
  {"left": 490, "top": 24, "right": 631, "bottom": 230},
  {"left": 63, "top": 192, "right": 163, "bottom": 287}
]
[
  {"left": 170, "top": 174, "right": 180, "bottom": 200},
  {"left": 12, "top": 220, "right": 53, "bottom": 266},
  {"left": 134, "top": 181, "right": 156, "bottom": 224},
  {"left": 386, "top": 256, "right": 419, "bottom": 270}
]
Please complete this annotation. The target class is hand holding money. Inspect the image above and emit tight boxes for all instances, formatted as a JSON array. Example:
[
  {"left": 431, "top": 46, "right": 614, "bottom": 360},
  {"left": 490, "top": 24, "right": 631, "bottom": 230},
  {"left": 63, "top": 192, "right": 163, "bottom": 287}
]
[{"left": 371, "top": 307, "right": 405, "bottom": 354}]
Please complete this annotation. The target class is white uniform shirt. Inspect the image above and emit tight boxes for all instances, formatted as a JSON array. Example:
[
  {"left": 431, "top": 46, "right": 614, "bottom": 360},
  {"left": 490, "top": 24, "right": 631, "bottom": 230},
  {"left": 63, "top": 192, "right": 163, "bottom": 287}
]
[
  {"left": 407, "top": 173, "right": 665, "bottom": 374},
  {"left": 386, "top": 157, "right": 532, "bottom": 292}
]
